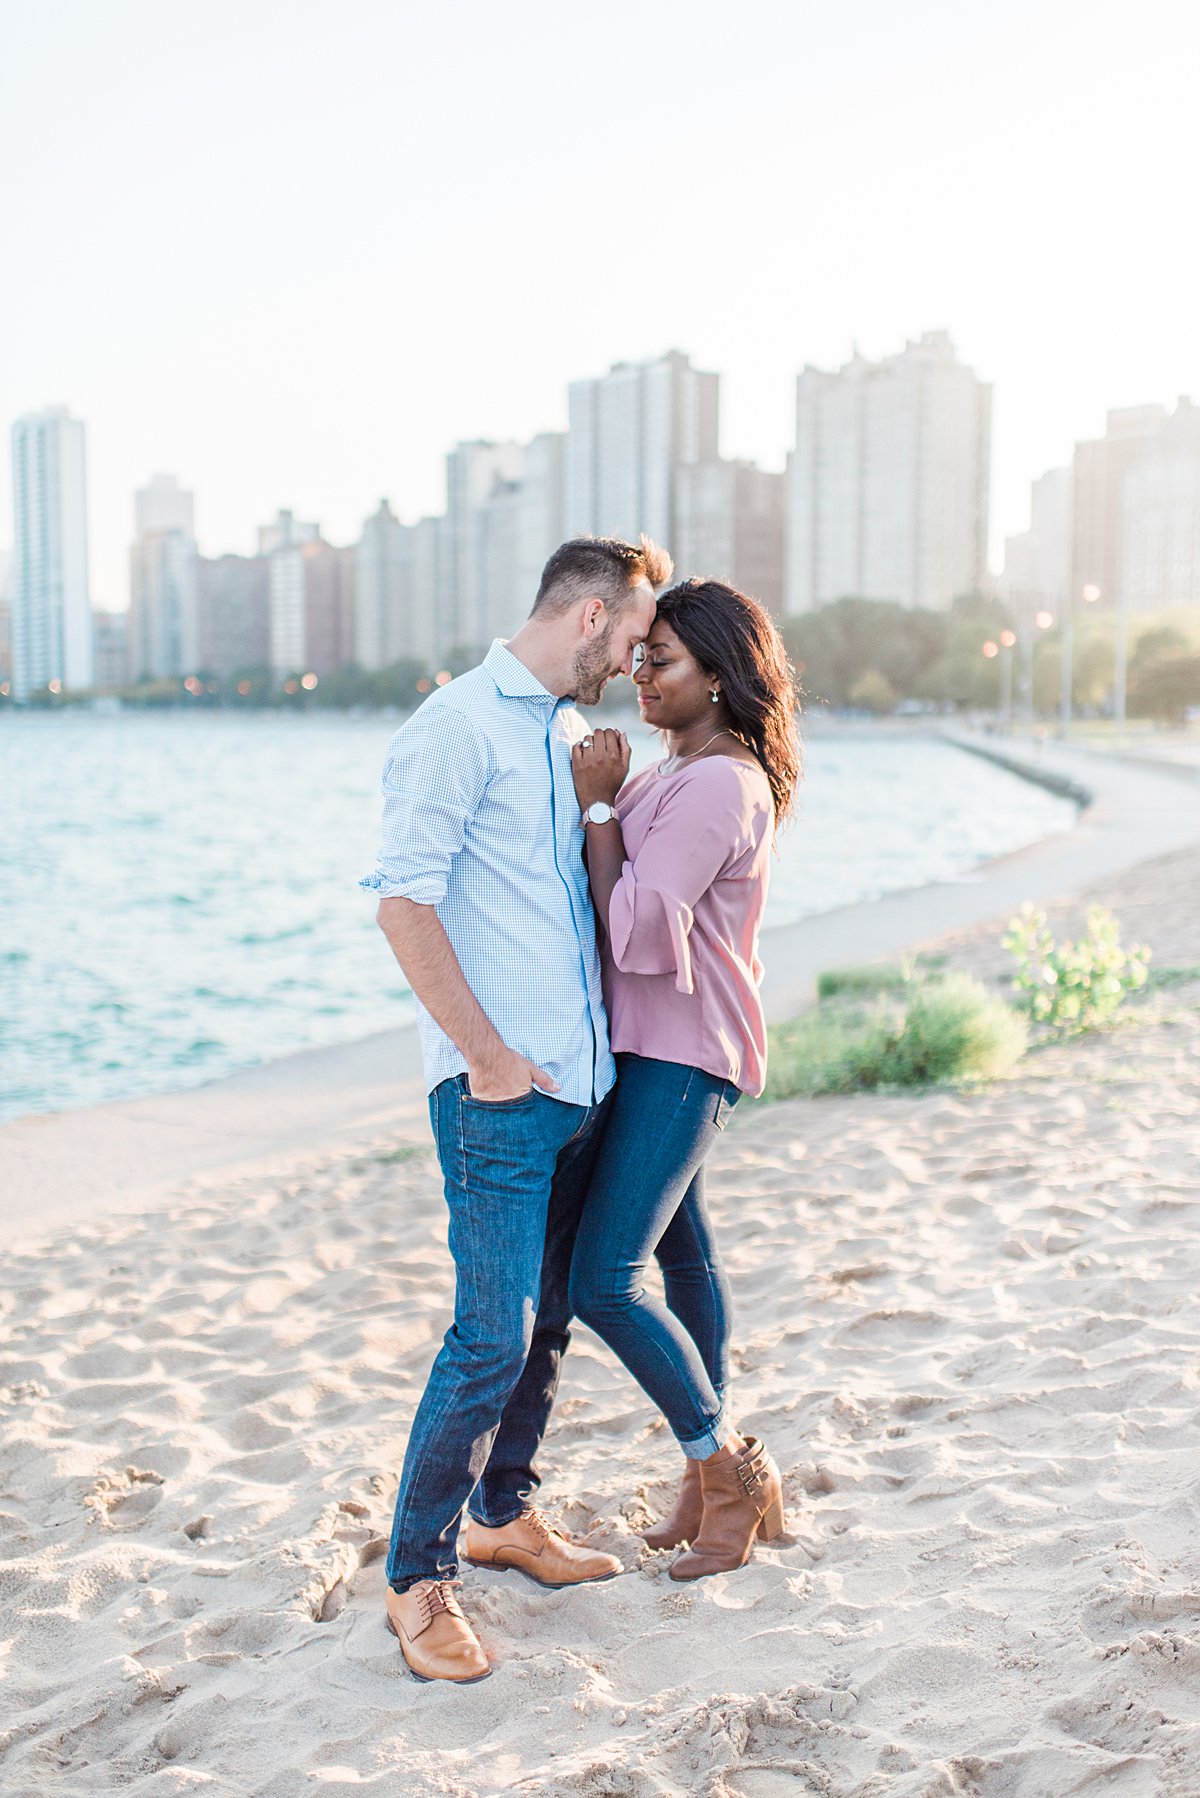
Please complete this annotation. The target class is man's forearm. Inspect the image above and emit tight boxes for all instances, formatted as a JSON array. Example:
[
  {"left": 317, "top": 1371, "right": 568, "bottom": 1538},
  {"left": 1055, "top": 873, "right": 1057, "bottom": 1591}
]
[{"left": 376, "top": 897, "right": 506, "bottom": 1069}]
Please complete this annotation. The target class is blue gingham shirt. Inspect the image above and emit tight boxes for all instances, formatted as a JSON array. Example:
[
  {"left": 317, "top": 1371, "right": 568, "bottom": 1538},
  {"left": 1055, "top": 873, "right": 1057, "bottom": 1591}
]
[{"left": 360, "top": 640, "right": 615, "bottom": 1107}]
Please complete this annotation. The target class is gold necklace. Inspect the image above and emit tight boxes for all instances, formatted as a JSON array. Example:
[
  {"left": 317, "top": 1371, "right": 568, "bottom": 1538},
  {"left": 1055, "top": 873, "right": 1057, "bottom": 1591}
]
[{"left": 656, "top": 729, "right": 733, "bottom": 779}]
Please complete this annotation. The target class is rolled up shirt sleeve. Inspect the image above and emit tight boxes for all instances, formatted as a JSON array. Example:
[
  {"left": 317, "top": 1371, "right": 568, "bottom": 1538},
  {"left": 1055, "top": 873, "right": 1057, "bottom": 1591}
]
[
  {"left": 359, "top": 704, "right": 491, "bottom": 904},
  {"left": 607, "top": 765, "right": 749, "bottom": 995}
]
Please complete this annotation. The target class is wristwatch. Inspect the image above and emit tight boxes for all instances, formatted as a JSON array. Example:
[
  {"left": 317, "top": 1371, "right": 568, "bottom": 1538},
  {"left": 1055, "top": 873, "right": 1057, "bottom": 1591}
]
[{"left": 581, "top": 801, "right": 618, "bottom": 827}]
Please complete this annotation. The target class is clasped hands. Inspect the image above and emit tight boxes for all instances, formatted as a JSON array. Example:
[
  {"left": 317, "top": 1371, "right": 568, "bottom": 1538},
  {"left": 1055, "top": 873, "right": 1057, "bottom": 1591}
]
[{"left": 571, "top": 727, "right": 630, "bottom": 810}]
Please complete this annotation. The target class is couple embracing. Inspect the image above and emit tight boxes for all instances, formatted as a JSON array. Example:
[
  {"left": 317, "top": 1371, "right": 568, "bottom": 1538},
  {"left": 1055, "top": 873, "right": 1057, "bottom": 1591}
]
[{"left": 361, "top": 533, "right": 801, "bottom": 1682}]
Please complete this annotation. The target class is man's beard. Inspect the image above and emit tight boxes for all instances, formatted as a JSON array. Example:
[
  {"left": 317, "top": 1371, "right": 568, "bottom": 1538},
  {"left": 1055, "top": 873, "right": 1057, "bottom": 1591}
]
[{"left": 571, "top": 621, "right": 617, "bottom": 706}]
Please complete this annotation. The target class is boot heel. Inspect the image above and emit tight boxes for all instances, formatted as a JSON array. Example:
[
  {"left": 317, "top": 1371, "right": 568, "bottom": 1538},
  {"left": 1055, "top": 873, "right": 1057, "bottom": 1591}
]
[{"left": 757, "top": 1497, "right": 785, "bottom": 1541}]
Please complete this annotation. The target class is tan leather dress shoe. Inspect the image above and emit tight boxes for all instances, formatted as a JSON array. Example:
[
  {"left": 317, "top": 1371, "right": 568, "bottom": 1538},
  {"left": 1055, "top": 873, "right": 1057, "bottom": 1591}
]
[
  {"left": 464, "top": 1506, "right": 622, "bottom": 1589},
  {"left": 385, "top": 1580, "right": 491, "bottom": 1683}
]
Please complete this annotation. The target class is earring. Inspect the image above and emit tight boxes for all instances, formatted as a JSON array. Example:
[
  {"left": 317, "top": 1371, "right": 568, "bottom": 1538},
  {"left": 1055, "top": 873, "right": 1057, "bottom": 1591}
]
[{"left": 710, "top": 690, "right": 719, "bottom": 703}]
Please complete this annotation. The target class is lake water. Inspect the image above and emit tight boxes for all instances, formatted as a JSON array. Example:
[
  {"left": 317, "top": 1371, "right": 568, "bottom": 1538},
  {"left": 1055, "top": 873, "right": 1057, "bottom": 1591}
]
[{"left": 0, "top": 713, "right": 1076, "bottom": 1124}]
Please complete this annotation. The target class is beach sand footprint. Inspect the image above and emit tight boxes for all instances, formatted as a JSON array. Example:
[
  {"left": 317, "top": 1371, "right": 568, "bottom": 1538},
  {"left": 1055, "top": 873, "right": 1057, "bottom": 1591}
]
[{"left": 83, "top": 1464, "right": 164, "bottom": 1529}]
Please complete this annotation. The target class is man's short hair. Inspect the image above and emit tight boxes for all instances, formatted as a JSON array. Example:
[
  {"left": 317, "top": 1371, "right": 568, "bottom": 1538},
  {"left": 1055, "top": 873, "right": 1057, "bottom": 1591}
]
[{"left": 532, "top": 534, "right": 674, "bottom": 616}]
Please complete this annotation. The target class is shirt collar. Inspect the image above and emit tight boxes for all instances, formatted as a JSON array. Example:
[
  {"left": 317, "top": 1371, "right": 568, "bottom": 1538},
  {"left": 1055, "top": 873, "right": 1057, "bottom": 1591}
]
[{"left": 484, "top": 639, "right": 559, "bottom": 706}]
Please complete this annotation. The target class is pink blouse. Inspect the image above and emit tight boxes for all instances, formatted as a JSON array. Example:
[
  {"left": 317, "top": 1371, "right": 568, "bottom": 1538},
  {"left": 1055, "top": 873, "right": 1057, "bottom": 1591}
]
[{"left": 602, "top": 755, "right": 774, "bottom": 1097}]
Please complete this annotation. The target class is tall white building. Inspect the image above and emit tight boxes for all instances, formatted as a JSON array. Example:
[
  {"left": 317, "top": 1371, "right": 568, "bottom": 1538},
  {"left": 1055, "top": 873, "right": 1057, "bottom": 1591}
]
[
  {"left": 675, "top": 459, "right": 786, "bottom": 613},
  {"left": 135, "top": 473, "right": 195, "bottom": 539},
  {"left": 470, "top": 432, "right": 567, "bottom": 644},
  {"left": 1121, "top": 397, "right": 1200, "bottom": 610},
  {"left": 355, "top": 499, "right": 408, "bottom": 670},
  {"left": 565, "top": 350, "right": 719, "bottom": 553},
  {"left": 128, "top": 474, "right": 197, "bottom": 679},
  {"left": 410, "top": 516, "right": 448, "bottom": 666},
  {"left": 11, "top": 407, "right": 93, "bottom": 700},
  {"left": 0, "top": 548, "right": 11, "bottom": 687},
  {"left": 444, "top": 440, "right": 524, "bottom": 651},
  {"left": 267, "top": 524, "right": 354, "bottom": 676},
  {"left": 1000, "top": 465, "right": 1072, "bottom": 614},
  {"left": 1071, "top": 404, "right": 1168, "bottom": 606},
  {"left": 786, "top": 331, "right": 991, "bottom": 613}
]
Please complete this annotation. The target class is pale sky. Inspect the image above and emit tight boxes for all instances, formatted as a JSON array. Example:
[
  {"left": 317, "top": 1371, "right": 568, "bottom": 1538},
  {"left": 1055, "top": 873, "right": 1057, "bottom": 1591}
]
[{"left": 2, "top": 0, "right": 1197, "bottom": 609}]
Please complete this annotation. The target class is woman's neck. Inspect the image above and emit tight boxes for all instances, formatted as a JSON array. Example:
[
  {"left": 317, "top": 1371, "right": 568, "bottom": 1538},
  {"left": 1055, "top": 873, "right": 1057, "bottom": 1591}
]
[{"left": 665, "top": 715, "right": 732, "bottom": 760}]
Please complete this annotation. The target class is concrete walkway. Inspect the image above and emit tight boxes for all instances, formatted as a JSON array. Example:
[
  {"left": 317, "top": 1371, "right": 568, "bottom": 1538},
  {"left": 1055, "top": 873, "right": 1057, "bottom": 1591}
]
[{"left": 6, "top": 736, "right": 1200, "bottom": 1242}]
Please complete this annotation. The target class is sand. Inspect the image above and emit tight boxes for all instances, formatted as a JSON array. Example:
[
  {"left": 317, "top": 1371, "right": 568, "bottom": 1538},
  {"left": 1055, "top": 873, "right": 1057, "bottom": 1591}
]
[{"left": 3, "top": 845, "right": 1200, "bottom": 1796}]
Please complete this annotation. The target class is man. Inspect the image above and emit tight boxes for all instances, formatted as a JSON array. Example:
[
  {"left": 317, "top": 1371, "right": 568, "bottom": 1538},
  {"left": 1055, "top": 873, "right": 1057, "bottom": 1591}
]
[{"left": 361, "top": 534, "right": 671, "bottom": 1683}]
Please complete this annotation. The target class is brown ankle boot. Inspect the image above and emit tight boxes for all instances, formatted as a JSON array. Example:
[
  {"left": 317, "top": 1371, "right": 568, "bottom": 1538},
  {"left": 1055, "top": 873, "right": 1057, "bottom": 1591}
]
[
  {"left": 643, "top": 1460, "right": 703, "bottom": 1550},
  {"left": 669, "top": 1437, "right": 784, "bottom": 1581}
]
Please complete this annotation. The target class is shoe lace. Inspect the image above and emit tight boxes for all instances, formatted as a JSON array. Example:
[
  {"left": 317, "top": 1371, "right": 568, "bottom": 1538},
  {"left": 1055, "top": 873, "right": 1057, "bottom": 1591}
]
[
  {"left": 416, "top": 1579, "right": 465, "bottom": 1624},
  {"left": 522, "top": 1507, "right": 563, "bottom": 1544}
]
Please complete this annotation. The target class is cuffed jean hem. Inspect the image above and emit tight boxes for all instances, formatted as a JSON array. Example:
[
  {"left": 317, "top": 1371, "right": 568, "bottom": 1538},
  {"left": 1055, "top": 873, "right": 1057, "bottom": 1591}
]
[
  {"left": 677, "top": 1409, "right": 726, "bottom": 1460},
  {"left": 465, "top": 1500, "right": 527, "bottom": 1529},
  {"left": 388, "top": 1573, "right": 447, "bottom": 1595}
]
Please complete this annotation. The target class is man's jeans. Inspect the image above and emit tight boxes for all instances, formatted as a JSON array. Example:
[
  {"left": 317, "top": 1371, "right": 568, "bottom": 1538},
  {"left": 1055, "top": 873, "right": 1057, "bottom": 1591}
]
[{"left": 385, "top": 1074, "right": 610, "bottom": 1593}]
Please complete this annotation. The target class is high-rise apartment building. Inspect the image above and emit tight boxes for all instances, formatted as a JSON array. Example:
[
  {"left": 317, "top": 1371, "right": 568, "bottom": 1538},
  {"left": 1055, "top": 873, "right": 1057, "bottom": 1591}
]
[
  {"left": 0, "top": 548, "right": 11, "bottom": 687},
  {"left": 354, "top": 499, "right": 439, "bottom": 670},
  {"left": 443, "top": 440, "right": 525, "bottom": 652},
  {"left": 268, "top": 526, "right": 354, "bottom": 675},
  {"left": 258, "top": 509, "right": 319, "bottom": 556},
  {"left": 786, "top": 331, "right": 991, "bottom": 613},
  {"left": 565, "top": 351, "right": 719, "bottom": 553},
  {"left": 1120, "top": 397, "right": 1200, "bottom": 610},
  {"left": 128, "top": 473, "right": 197, "bottom": 679},
  {"left": 194, "top": 553, "right": 271, "bottom": 674},
  {"left": 1000, "top": 465, "right": 1072, "bottom": 614},
  {"left": 129, "top": 539, "right": 197, "bottom": 678},
  {"left": 92, "top": 609, "right": 130, "bottom": 691},
  {"left": 467, "top": 432, "right": 568, "bottom": 645},
  {"left": 1071, "top": 404, "right": 1168, "bottom": 606},
  {"left": 409, "top": 516, "right": 448, "bottom": 667},
  {"left": 675, "top": 460, "right": 786, "bottom": 613},
  {"left": 135, "top": 473, "right": 195, "bottom": 539},
  {"left": 10, "top": 407, "right": 93, "bottom": 700}
]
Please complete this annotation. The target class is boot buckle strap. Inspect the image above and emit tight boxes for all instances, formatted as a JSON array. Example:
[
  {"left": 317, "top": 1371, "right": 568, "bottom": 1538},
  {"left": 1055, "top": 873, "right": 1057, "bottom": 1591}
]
[{"left": 737, "top": 1463, "right": 765, "bottom": 1495}]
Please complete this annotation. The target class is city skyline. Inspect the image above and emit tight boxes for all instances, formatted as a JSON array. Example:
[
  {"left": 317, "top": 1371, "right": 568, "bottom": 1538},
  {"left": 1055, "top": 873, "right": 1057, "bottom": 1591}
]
[
  {"left": 9, "top": 331, "right": 1200, "bottom": 698},
  {"left": 2, "top": 1, "right": 1197, "bottom": 611}
]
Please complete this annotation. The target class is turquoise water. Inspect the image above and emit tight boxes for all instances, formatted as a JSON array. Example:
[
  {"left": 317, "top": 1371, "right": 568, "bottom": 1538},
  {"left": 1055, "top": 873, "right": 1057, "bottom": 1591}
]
[{"left": 0, "top": 714, "right": 1075, "bottom": 1123}]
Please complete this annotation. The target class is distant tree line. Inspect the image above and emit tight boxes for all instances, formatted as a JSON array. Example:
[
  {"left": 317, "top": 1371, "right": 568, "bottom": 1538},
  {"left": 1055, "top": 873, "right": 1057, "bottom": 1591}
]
[
  {"left": 7, "top": 602, "right": 1200, "bottom": 723},
  {"left": 782, "top": 595, "right": 1200, "bottom": 724}
]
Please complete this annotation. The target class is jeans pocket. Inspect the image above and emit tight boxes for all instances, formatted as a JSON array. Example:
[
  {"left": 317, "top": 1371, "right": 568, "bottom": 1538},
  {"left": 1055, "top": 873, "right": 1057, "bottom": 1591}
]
[
  {"left": 460, "top": 1079, "right": 537, "bottom": 1111},
  {"left": 713, "top": 1083, "right": 741, "bottom": 1130}
]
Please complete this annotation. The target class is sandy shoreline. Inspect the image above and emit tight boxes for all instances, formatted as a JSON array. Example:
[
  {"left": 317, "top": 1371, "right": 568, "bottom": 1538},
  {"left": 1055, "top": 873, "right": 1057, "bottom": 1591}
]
[{"left": 4, "top": 755, "right": 1200, "bottom": 1791}]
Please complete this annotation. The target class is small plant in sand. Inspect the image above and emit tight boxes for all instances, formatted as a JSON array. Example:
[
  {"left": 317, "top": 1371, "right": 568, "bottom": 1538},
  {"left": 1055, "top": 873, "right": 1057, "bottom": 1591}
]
[
  {"left": 1002, "top": 903, "right": 1151, "bottom": 1032},
  {"left": 764, "top": 972, "right": 1027, "bottom": 1100}
]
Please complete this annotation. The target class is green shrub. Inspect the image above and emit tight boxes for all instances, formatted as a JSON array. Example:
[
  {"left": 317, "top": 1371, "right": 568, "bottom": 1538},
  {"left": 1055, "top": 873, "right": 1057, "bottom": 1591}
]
[
  {"left": 1002, "top": 903, "right": 1151, "bottom": 1031},
  {"left": 879, "top": 974, "right": 1028, "bottom": 1085},
  {"left": 764, "top": 973, "right": 1027, "bottom": 1100},
  {"left": 817, "top": 964, "right": 908, "bottom": 1001}
]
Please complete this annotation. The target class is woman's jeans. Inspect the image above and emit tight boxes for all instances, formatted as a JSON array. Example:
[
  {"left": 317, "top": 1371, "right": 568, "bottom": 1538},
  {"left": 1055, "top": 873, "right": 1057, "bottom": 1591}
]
[
  {"left": 569, "top": 1054, "right": 740, "bottom": 1460},
  {"left": 385, "top": 1075, "right": 611, "bottom": 1593}
]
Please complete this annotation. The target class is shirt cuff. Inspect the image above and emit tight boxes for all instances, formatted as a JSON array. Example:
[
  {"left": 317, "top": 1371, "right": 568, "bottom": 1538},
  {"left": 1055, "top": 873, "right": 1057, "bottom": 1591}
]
[{"left": 358, "top": 871, "right": 446, "bottom": 903}]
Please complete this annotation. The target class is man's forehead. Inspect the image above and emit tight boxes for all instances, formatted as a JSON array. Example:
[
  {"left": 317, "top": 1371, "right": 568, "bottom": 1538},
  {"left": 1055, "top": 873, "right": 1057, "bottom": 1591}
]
[{"left": 628, "top": 579, "right": 657, "bottom": 632}]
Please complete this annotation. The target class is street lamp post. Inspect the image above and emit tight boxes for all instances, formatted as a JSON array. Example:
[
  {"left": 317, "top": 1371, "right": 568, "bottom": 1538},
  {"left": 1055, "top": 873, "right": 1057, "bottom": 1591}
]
[
  {"left": 1019, "top": 607, "right": 1055, "bottom": 728},
  {"left": 1113, "top": 588, "right": 1129, "bottom": 741},
  {"left": 999, "top": 629, "right": 1016, "bottom": 730},
  {"left": 1059, "top": 589, "right": 1074, "bottom": 736},
  {"left": 1059, "top": 584, "right": 1101, "bottom": 735}
]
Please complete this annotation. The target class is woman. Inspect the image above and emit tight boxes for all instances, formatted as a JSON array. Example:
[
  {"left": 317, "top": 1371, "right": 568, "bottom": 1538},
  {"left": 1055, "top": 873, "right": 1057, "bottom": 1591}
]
[{"left": 568, "top": 577, "right": 801, "bottom": 1580}]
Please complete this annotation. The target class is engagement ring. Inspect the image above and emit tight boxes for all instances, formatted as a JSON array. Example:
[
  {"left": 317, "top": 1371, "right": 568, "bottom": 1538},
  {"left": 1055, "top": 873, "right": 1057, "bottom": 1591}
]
[{"left": 582, "top": 736, "right": 594, "bottom": 749}]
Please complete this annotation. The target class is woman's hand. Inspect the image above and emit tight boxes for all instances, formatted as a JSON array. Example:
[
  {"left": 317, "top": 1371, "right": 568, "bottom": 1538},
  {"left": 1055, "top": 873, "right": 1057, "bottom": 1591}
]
[{"left": 571, "top": 728, "right": 631, "bottom": 809}]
